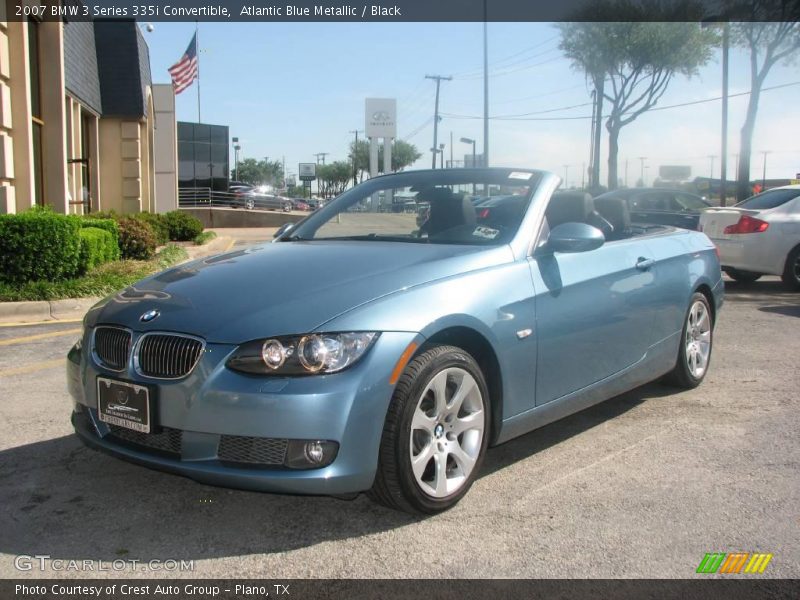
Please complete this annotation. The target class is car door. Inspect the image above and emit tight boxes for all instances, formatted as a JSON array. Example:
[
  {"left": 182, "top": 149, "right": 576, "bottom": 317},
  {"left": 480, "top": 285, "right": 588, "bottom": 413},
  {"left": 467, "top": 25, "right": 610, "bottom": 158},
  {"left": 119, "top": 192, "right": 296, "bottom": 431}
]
[
  {"left": 629, "top": 191, "right": 674, "bottom": 227},
  {"left": 528, "top": 237, "right": 660, "bottom": 406}
]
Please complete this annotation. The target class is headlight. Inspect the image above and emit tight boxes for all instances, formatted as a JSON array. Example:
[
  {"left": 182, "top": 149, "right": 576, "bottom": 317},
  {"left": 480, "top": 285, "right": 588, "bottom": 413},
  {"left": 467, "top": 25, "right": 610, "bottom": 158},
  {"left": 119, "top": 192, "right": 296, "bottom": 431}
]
[{"left": 227, "top": 332, "right": 379, "bottom": 375}]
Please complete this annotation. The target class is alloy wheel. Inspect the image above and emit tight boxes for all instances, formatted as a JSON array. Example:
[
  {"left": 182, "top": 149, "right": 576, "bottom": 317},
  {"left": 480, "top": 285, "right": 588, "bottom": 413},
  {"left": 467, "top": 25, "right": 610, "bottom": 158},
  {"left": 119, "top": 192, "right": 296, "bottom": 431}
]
[
  {"left": 409, "top": 367, "right": 485, "bottom": 498},
  {"left": 685, "top": 299, "right": 712, "bottom": 378}
]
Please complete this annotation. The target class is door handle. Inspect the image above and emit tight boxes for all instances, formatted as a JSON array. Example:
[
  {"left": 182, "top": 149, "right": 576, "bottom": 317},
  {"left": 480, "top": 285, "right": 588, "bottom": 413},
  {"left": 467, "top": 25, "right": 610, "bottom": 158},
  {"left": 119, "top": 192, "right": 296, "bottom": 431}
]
[{"left": 636, "top": 257, "right": 655, "bottom": 270}]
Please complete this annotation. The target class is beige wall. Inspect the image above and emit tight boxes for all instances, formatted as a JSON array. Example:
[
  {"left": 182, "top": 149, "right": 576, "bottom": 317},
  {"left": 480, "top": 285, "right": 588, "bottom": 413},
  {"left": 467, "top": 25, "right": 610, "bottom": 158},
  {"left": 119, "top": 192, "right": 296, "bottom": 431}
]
[
  {"left": 152, "top": 83, "right": 177, "bottom": 214},
  {"left": 0, "top": 11, "right": 161, "bottom": 216}
]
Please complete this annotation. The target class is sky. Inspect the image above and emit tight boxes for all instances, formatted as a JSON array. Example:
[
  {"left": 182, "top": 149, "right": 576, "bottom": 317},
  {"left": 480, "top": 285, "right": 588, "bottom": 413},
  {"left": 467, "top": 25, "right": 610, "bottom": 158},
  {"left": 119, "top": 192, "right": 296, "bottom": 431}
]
[{"left": 142, "top": 21, "right": 800, "bottom": 187}]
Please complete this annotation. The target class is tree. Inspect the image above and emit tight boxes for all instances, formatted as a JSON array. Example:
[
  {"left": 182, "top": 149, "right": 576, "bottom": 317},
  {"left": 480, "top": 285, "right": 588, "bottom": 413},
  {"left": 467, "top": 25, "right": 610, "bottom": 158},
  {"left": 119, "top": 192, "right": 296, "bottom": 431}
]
[
  {"left": 348, "top": 139, "right": 422, "bottom": 181},
  {"left": 730, "top": 4, "right": 800, "bottom": 200},
  {"left": 317, "top": 161, "right": 353, "bottom": 198},
  {"left": 559, "top": 3, "right": 716, "bottom": 189},
  {"left": 230, "top": 158, "right": 284, "bottom": 186}
]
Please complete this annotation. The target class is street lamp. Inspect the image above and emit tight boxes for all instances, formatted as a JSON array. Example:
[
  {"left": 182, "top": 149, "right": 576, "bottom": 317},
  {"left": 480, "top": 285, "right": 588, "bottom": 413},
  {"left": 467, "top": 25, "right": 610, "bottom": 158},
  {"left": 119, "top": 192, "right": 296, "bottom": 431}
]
[
  {"left": 461, "top": 137, "right": 477, "bottom": 194},
  {"left": 761, "top": 150, "right": 771, "bottom": 190}
]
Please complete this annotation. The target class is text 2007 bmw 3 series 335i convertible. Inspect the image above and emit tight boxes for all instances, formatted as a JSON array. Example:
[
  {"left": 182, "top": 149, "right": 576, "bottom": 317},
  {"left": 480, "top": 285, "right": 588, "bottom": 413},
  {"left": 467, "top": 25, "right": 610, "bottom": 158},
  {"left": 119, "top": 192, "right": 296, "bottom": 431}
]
[{"left": 67, "top": 168, "right": 723, "bottom": 514}]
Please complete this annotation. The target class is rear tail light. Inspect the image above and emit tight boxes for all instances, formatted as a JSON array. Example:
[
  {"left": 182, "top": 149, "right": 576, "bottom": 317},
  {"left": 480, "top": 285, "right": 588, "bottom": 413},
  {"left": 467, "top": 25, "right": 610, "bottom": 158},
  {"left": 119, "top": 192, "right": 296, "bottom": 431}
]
[
  {"left": 478, "top": 208, "right": 490, "bottom": 218},
  {"left": 723, "top": 215, "right": 769, "bottom": 234}
]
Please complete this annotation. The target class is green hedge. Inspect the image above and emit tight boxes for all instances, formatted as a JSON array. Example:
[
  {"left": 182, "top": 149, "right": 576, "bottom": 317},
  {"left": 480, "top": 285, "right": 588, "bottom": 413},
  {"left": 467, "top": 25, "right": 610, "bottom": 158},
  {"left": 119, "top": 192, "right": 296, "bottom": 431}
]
[
  {"left": 118, "top": 217, "right": 157, "bottom": 260},
  {"left": 163, "top": 210, "right": 204, "bottom": 241},
  {"left": 0, "top": 211, "right": 82, "bottom": 283},
  {"left": 79, "top": 227, "right": 119, "bottom": 273},
  {"left": 81, "top": 218, "right": 119, "bottom": 246},
  {"left": 134, "top": 212, "right": 170, "bottom": 245}
]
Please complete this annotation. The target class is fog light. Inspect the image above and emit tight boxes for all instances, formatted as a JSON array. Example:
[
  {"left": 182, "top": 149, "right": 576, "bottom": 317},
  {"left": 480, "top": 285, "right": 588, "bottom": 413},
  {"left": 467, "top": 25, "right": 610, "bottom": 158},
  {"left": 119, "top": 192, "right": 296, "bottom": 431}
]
[{"left": 284, "top": 439, "right": 339, "bottom": 469}]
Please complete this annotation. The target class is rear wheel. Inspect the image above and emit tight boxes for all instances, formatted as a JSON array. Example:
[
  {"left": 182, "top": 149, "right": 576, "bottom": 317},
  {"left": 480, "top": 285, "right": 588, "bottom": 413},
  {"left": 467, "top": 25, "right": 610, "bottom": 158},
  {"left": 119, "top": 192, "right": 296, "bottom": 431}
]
[
  {"left": 664, "top": 292, "right": 713, "bottom": 389},
  {"left": 244, "top": 197, "right": 255, "bottom": 210},
  {"left": 282, "top": 201, "right": 293, "bottom": 212},
  {"left": 781, "top": 245, "right": 800, "bottom": 291},
  {"left": 726, "top": 268, "right": 762, "bottom": 283},
  {"left": 369, "top": 345, "right": 489, "bottom": 514}
]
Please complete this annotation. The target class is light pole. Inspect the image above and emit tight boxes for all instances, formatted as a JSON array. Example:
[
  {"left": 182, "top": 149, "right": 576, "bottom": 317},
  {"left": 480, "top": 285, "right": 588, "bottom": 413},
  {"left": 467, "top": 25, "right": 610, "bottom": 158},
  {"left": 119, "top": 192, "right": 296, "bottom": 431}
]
[
  {"left": 563, "top": 165, "right": 569, "bottom": 188},
  {"left": 761, "top": 150, "right": 771, "bottom": 189},
  {"left": 439, "top": 143, "right": 445, "bottom": 169},
  {"left": 638, "top": 156, "right": 647, "bottom": 187},
  {"left": 233, "top": 144, "right": 241, "bottom": 181},
  {"left": 461, "top": 137, "right": 477, "bottom": 194},
  {"left": 708, "top": 154, "right": 717, "bottom": 183}
]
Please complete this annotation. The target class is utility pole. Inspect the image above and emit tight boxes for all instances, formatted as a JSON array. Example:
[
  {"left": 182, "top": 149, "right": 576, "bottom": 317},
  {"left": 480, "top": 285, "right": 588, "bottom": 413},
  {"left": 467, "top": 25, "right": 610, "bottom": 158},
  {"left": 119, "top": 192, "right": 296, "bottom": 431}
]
[
  {"left": 449, "top": 131, "right": 453, "bottom": 168},
  {"left": 761, "top": 151, "right": 771, "bottom": 189},
  {"left": 314, "top": 152, "right": 328, "bottom": 165},
  {"left": 624, "top": 158, "right": 629, "bottom": 188},
  {"left": 483, "top": 4, "right": 489, "bottom": 168},
  {"left": 708, "top": 155, "right": 716, "bottom": 181},
  {"left": 720, "top": 23, "right": 729, "bottom": 206},
  {"left": 425, "top": 74, "right": 452, "bottom": 168},
  {"left": 349, "top": 130, "right": 361, "bottom": 187},
  {"left": 581, "top": 161, "right": 585, "bottom": 189},
  {"left": 638, "top": 156, "right": 647, "bottom": 187},
  {"left": 563, "top": 165, "right": 569, "bottom": 188}
]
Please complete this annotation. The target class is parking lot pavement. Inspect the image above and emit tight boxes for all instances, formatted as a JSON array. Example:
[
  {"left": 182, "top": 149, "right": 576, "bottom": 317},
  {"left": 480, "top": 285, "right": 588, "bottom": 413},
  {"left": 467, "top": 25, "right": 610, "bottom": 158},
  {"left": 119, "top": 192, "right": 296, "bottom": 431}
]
[{"left": 0, "top": 277, "right": 797, "bottom": 579}]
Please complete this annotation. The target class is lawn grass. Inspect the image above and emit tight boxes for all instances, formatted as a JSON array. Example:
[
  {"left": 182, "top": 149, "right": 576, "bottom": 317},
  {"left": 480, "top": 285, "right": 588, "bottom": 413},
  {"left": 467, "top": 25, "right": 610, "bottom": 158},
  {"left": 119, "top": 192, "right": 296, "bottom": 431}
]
[
  {"left": 193, "top": 230, "right": 217, "bottom": 245},
  {"left": 0, "top": 244, "right": 189, "bottom": 302}
]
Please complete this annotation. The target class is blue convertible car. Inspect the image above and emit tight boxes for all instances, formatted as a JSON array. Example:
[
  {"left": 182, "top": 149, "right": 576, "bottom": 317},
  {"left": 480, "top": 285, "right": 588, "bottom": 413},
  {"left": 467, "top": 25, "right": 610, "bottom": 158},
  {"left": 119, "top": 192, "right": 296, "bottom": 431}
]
[{"left": 68, "top": 168, "right": 723, "bottom": 514}]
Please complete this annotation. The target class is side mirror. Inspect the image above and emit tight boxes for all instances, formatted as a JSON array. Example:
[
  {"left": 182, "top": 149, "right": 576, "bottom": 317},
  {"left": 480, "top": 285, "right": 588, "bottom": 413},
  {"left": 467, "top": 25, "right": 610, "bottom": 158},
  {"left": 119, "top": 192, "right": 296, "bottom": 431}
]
[
  {"left": 273, "top": 222, "right": 294, "bottom": 239},
  {"left": 547, "top": 222, "right": 605, "bottom": 253}
]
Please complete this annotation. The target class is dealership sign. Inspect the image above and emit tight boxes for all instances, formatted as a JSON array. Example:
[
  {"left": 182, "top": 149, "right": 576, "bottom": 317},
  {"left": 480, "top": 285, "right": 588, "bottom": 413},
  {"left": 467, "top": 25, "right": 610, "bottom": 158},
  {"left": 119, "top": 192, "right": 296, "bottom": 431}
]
[
  {"left": 365, "top": 98, "right": 397, "bottom": 138},
  {"left": 298, "top": 163, "right": 316, "bottom": 181},
  {"left": 659, "top": 165, "right": 692, "bottom": 180}
]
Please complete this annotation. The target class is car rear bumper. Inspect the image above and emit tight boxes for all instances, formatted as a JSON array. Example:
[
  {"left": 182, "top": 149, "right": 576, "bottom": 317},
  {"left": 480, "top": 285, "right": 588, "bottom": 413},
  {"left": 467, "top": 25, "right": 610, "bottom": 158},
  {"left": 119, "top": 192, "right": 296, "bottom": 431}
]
[
  {"left": 68, "top": 331, "right": 420, "bottom": 495},
  {"left": 711, "top": 236, "right": 782, "bottom": 276}
]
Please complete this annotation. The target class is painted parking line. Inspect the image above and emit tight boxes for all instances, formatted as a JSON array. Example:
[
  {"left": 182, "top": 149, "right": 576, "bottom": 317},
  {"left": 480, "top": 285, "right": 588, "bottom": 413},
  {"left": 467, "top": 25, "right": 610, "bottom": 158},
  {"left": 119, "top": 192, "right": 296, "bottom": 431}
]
[
  {"left": 0, "top": 328, "right": 81, "bottom": 347},
  {"left": 0, "top": 318, "right": 83, "bottom": 328},
  {"left": 0, "top": 358, "right": 64, "bottom": 377}
]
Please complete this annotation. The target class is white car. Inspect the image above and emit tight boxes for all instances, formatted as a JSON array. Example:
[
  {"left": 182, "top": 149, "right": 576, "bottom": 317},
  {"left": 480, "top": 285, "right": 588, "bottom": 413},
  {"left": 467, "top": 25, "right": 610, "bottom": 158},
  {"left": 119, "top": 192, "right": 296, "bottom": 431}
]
[{"left": 699, "top": 185, "right": 800, "bottom": 289}]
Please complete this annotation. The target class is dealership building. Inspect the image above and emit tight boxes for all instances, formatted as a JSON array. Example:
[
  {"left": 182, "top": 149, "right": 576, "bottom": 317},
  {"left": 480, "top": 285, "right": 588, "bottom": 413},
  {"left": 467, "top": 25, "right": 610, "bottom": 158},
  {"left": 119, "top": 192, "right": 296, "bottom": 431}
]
[{"left": 0, "top": 4, "right": 177, "bottom": 215}]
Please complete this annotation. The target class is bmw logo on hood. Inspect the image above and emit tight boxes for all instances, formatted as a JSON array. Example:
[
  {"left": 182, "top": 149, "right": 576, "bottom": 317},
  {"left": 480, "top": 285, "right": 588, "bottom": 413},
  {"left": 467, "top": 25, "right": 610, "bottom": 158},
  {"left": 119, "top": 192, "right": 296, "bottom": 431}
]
[{"left": 140, "top": 309, "right": 160, "bottom": 323}]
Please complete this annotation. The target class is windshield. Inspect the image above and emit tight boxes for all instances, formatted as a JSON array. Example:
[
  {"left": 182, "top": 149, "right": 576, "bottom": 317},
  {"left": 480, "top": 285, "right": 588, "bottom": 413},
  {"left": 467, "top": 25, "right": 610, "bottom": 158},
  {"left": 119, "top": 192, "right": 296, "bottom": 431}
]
[
  {"left": 284, "top": 169, "right": 542, "bottom": 246},
  {"left": 735, "top": 189, "right": 800, "bottom": 210}
]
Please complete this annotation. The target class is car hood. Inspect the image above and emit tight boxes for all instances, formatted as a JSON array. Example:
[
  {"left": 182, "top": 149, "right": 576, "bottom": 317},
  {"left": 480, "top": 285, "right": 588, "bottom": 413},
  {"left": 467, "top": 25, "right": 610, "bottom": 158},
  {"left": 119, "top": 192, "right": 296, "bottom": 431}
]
[{"left": 88, "top": 241, "right": 513, "bottom": 343}]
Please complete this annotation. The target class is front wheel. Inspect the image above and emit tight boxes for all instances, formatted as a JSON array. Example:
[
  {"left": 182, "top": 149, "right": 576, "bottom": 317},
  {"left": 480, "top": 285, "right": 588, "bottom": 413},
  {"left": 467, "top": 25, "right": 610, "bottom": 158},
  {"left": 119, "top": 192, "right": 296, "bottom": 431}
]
[
  {"left": 664, "top": 292, "right": 713, "bottom": 389},
  {"left": 244, "top": 197, "right": 255, "bottom": 210},
  {"left": 781, "top": 245, "right": 800, "bottom": 291},
  {"left": 369, "top": 345, "right": 490, "bottom": 514},
  {"left": 282, "top": 201, "right": 293, "bottom": 212}
]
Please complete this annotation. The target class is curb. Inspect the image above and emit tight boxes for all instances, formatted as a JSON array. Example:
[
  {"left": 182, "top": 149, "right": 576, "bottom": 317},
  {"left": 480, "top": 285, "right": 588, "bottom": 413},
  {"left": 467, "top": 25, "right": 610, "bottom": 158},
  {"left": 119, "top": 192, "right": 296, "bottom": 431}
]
[{"left": 0, "top": 236, "right": 234, "bottom": 326}]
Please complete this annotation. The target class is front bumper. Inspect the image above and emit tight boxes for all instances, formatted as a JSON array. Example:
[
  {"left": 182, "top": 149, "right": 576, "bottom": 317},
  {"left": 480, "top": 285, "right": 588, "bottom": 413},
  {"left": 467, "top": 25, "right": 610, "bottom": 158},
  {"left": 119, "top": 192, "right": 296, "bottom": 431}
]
[{"left": 67, "top": 330, "right": 419, "bottom": 495}]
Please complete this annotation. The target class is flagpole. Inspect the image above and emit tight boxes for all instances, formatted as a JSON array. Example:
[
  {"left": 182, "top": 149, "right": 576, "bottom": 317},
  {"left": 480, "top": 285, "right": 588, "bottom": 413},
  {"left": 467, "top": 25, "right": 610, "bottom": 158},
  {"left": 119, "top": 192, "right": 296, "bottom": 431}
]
[{"left": 195, "top": 21, "right": 201, "bottom": 123}]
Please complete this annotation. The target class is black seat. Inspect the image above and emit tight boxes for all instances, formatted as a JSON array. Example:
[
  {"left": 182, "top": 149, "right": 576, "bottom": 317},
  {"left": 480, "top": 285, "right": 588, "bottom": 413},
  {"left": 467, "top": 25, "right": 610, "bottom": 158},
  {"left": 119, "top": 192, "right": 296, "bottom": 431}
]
[
  {"left": 545, "top": 192, "right": 594, "bottom": 228},
  {"left": 426, "top": 192, "right": 476, "bottom": 236},
  {"left": 594, "top": 196, "right": 631, "bottom": 241}
]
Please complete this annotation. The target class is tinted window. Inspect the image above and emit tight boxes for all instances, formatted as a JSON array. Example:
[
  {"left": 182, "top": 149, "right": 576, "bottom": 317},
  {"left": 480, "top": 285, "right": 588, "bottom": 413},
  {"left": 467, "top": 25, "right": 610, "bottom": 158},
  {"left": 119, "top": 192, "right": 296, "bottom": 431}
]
[
  {"left": 736, "top": 189, "right": 800, "bottom": 210},
  {"left": 674, "top": 193, "right": 709, "bottom": 211},
  {"left": 631, "top": 192, "right": 672, "bottom": 211}
]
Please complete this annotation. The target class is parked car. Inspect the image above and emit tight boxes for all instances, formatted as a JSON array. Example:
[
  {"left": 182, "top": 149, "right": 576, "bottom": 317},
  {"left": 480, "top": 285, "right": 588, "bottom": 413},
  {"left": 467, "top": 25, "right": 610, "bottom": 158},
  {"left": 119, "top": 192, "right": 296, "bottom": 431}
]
[
  {"left": 68, "top": 168, "right": 722, "bottom": 514},
  {"left": 594, "top": 188, "right": 711, "bottom": 230},
  {"left": 292, "top": 198, "right": 311, "bottom": 211},
  {"left": 698, "top": 184, "right": 800, "bottom": 289},
  {"left": 245, "top": 193, "right": 293, "bottom": 212}
]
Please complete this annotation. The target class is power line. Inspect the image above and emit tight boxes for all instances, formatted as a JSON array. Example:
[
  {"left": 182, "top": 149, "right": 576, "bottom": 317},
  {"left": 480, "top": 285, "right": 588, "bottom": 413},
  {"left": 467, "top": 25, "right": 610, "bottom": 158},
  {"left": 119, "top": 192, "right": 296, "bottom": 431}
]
[
  {"left": 450, "top": 35, "right": 559, "bottom": 78},
  {"left": 440, "top": 80, "right": 800, "bottom": 121}
]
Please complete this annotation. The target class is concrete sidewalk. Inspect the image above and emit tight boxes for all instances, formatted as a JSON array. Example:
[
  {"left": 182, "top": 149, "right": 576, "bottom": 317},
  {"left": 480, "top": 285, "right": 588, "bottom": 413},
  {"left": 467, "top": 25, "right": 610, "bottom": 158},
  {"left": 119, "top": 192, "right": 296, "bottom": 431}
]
[{"left": 0, "top": 233, "right": 239, "bottom": 326}]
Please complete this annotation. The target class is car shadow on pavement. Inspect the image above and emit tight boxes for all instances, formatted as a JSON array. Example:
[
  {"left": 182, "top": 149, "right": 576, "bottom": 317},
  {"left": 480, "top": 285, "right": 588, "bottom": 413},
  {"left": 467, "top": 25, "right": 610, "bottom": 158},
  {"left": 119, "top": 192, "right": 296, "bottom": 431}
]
[
  {"left": 481, "top": 381, "right": 672, "bottom": 477},
  {"left": 0, "top": 382, "right": 673, "bottom": 565},
  {"left": 758, "top": 304, "right": 800, "bottom": 318}
]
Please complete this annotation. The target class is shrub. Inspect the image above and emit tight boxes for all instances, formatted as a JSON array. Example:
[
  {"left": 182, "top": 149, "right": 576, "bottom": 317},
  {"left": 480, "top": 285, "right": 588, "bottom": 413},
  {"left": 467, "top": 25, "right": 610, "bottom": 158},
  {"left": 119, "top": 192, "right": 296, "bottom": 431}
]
[
  {"left": 163, "top": 210, "right": 204, "bottom": 241},
  {"left": 78, "top": 227, "right": 119, "bottom": 273},
  {"left": 81, "top": 218, "right": 119, "bottom": 247},
  {"left": 193, "top": 230, "right": 217, "bottom": 245},
  {"left": 0, "top": 211, "right": 82, "bottom": 283},
  {"left": 117, "top": 217, "right": 156, "bottom": 260},
  {"left": 134, "top": 212, "right": 170, "bottom": 245}
]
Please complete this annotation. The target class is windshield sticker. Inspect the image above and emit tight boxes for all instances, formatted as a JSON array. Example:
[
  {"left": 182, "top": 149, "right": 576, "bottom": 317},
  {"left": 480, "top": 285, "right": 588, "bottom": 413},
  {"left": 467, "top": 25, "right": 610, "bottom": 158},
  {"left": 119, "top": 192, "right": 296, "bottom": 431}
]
[
  {"left": 508, "top": 171, "right": 533, "bottom": 180},
  {"left": 473, "top": 226, "right": 500, "bottom": 240}
]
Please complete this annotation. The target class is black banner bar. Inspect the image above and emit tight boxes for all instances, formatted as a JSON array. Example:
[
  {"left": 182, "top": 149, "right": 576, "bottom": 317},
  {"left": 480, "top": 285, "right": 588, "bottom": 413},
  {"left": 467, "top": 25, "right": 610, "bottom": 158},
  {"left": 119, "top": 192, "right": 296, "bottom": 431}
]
[
  {"left": 3, "top": 579, "right": 800, "bottom": 600},
  {"left": 6, "top": 0, "right": 800, "bottom": 22}
]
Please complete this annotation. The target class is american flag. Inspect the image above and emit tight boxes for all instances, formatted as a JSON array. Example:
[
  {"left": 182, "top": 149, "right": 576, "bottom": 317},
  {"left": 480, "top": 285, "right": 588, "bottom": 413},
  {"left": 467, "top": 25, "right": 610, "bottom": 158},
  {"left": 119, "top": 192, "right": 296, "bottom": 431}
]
[{"left": 168, "top": 34, "right": 198, "bottom": 95}]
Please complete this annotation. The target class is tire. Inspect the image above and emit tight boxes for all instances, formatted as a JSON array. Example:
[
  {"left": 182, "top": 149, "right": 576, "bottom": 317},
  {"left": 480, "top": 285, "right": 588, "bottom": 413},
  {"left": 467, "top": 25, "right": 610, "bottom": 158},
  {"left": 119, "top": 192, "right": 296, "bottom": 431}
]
[
  {"left": 282, "top": 201, "right": 293, "bottom": 212},
  {"left": 244, "top": 198, "right": 255, "bottom": 210},
  {"left": 664, "top": 292, "right": 713, "bottom": 389},
  {"left": 369, "top": 345, "right": 490, "bottom": 514},
  {"left": 781, "top": 245, "right": 800, "bottom": 291},
  {"left": 726, "top": 268, "right": 762, "bottom": 283}
]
